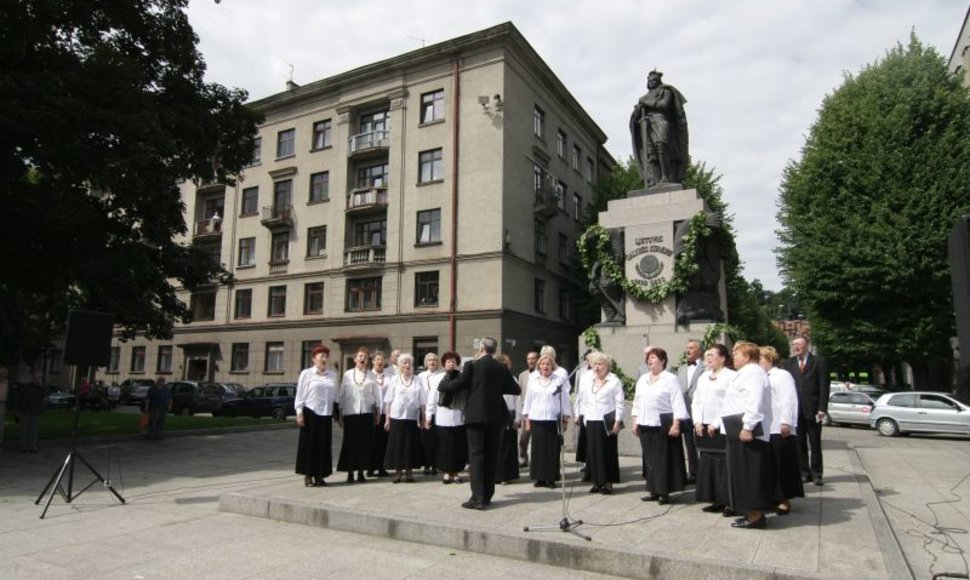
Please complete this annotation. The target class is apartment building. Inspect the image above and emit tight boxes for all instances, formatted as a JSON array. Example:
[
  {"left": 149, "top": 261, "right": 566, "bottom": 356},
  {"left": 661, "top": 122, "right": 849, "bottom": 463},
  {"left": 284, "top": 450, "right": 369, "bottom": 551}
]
[{"left": 101, "top": 22, "right": 612, "bottom": 386}]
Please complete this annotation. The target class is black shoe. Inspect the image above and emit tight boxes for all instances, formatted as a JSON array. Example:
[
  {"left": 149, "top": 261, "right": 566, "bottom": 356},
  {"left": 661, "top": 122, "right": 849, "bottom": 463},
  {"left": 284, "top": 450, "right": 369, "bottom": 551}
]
[
  {"left": 813, "top": 475, "right": 823, "bottom": 486},
  {"left": 803, "top": 473, "right": 812, "bottom": 483},
  {"left": 348, "top": 472, "right": 356, "bottom": 483},
  {"left": 534, "top": 481, "right": 544, "bottom": 488},
  {"left": 600, "top": 486, "right": 613, "bottom": 495},
  {"left": 546, "top": 482, "right": 558, "bottom": 489},
  {"left": 366, "top": 470, "right": 377, "bottom": 477},
  {"left": 641, "top": 493, "right": 660, "bottom": 502},
  {"left": 357, "top": 471, "right": 366, "bottom": 482},
  {"left": 657, "top": 495, "right": 670, "bottom": 505},
  {"left": 722, "top": 507, "right": 738, "bottom": 518},
  {"left": 686, "top": 476, "right": 697, "bottom": 485},
  {"left": 589, "top": 484, "right": 602, "bottom": 493},
  {"left": 775, "top": 504, "right": 791, "bottom": 516},
  {"left": 702, "top": 503, "right": 723, "bottom": 513},
  {"left": 313, "top": 479, "right": 327, "bottom": 487},
  {"left": 731, "top": 516, "right": 767, "bottom": 529},
  {"left": 461, "top": 500, "right": 486, "bottom": 510},
  {"left": 519, "top": 460, "right": 529, "bottom": 468}
]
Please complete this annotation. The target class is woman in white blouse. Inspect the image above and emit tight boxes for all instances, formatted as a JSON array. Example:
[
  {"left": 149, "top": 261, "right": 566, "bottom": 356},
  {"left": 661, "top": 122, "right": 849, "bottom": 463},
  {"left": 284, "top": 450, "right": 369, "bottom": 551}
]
[
  {"left": 417, "top": 353, "right": 442, "bottom": 476},
  {"left": 367, "top": 351, "right": 392, "bottom": 478},
  {"left": 632, "top": 347, "right": 688, "bottom": 504},
  {"left": 383, "top": 353, "right": 427, "bottom": 483},
  {"left": 575, "top": 352, "right": 624, "bottom": 494},
  {"left": 760, "top": 345, "right": 803, "bottom": 515},
  {"left": 295, "top": 344, "right": 339, "bottom": 487},
  {"left": 426, "top": 351, "right": 467, "bottom": 483},
  {"left": 522, "top": 353, "right": 571, "bottom": 488},
  {"left": 721, "top": 341, "right": 774, "bottom": 529},
  {"left": 337, "top": 347, "right": 382, "bottom": 484},
  {"left": 692, "top": 344, "right": 735, "bottom": 515}
]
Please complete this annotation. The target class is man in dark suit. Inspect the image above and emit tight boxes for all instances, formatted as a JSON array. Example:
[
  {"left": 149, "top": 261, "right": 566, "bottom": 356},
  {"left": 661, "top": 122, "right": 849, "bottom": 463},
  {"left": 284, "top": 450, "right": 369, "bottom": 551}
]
[
  {"left": 676, "top": 339, "right": 702, "bottom": 483},
  {"left": 780, "top": 334, "right": 830, "bottom": 486},
  {"left": 441, "top": 337, "right": 520, "bottom": 509}
]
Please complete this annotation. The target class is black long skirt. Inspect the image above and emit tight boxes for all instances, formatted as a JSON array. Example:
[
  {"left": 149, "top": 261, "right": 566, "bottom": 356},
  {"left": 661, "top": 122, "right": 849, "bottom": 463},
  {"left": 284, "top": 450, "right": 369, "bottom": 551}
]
[
  {"left": 436, "top": 425, "right": 468, "bottom": 473},
  {"left": 529, "top": 420, "right": 562, "bottom": 482},
  {"left": 771, "top": 433, "right": 805, "bottom": 501},
  {"left": 370, "top": 413, "right": 389, "bottom": 472},
  {"left": 575, "top": 421, "right": 588, "bottom": 463},
  {"left": 726, "top": 437, "right": 775, "bottom": 512},
  {"left": 585, "top": 420, "right": 620, "bottom": 485},
  {"left": 384, "top": 418, "right": 423, "bottom": 470},
  {"left": 694, "top": 450, "right": 729, "bottom": 503},
  {"left": 638, "top": 426, "right": 686, "bottom": 495},
  {"left": 295, "top": 409, "right": 332, "bottom": 480},
  {"left": 420, "top": 417, "right": 437, "bottom": 469},
  {"left": 337, "top": 413, "right": 374, "bottom": 472},
  {"left": 495, "top": 414, "right": 520, "bottom": 482}
]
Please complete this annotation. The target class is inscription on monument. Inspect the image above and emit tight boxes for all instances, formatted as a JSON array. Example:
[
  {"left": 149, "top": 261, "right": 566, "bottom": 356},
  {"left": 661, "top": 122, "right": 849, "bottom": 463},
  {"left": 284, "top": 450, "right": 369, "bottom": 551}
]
[{"left": 626, "top": 234, "right": 673, "bottom": 284}]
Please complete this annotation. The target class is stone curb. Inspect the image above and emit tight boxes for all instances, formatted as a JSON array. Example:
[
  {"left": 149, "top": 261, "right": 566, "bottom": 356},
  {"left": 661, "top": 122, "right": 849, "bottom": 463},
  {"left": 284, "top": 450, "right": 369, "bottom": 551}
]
[
  {"left": 219, "top": 492, "right": 828, "bottom": 580},
  {"left": 0, "top": 421, "right": 293, "bottom": 450}
]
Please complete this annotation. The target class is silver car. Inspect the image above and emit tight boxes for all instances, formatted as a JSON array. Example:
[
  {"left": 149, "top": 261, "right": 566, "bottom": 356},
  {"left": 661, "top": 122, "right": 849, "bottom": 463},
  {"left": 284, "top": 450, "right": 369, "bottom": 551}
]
[
  {"left": 825, "top": 391, "right": 876, "bottom": 426},
  {"left": 870, "top": 391, "right": 970, "bottom": 437}
]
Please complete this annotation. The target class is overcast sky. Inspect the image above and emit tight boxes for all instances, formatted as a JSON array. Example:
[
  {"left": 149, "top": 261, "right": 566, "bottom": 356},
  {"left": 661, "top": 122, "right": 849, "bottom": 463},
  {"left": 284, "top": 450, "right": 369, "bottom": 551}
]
[{"left": 187, "top": 0, "right": 966, "bottom": 291}]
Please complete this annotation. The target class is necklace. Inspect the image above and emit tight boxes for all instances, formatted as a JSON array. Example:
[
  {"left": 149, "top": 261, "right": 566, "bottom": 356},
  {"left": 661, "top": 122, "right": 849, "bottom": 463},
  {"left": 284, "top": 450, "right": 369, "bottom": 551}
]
[
  {"left": 708, "top": 368, "right": 721, "bottom": 381},
  {"left": 538, "top": 375, "right": 552, "bottom": 386},
  {"left": 592, "top": 376, "right": 608, "bottom": 393},
  {"left": 353, "top": 368, "right": 366, "bottom": 386},
  {"left": 647, "top": 372, "right": 662, "bottom": 384},
  {"left": 401, "top": 375, "right": 413, "bottom": 387}
]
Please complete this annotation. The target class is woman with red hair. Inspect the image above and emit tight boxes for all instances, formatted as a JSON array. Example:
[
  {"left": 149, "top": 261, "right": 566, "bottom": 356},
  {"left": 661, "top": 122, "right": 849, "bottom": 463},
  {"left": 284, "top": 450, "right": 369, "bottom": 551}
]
[{"left": 295, "top": 343, "right": 338, "bottom": 487}]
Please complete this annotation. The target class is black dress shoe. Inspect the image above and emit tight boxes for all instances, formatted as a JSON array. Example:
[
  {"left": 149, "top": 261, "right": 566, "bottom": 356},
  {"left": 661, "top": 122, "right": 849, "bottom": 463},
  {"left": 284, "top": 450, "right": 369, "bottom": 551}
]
[
  {"left": 357, "top": 471, "right": 367, "bottom": 482},
  {"left": 600, "top": 487, "right": 613, "bottom": 495},
  {"left": 702, "top": 503, "right": 724, "bottom": 513},
  {"left": 461, "top": 500, "right": 486, "bottom": 510},
  {"left": 347, "top": 472, "right": 355, "bottom": 483},
  {"left": 641, "top": 493, "right": 660, "bottom": 502},
  {"left": 533, "top": 481, "right": 544, "bottom": 488},
  {"left": 722, "top": 507, "right": 738, "bottom": 517},
  {"left": 813, "top": 476, "right": 823, "bottom": 486},
  {"left": 589, "top": 484, "right": 602, "bottom": 493},
  {"left": 731, "top": 516, "right": 767, "bottom": 529},
  {"left": 775, "top": 504, "right": 791, "bottom": 516},
  {"left": 657, "top": 495, "right": 670, "bottom": 505}
]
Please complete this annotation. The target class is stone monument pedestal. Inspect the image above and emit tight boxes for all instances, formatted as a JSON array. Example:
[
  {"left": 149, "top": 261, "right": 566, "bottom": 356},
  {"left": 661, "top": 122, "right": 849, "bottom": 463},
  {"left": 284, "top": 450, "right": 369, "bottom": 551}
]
[{"left": 583, "top": 187, "right": 728, "bottom": 372}]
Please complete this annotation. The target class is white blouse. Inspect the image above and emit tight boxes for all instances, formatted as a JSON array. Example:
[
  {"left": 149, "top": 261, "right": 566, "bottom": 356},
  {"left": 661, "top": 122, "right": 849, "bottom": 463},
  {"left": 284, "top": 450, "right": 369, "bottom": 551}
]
[
  {"left": 295, "top": 366, "right": 338, "bottom": 417},
  {"left": 575, "top": 372, "right": 625, "bottom": 423},
  {"left": 502, "top": 392, "right": 522, "bottom": 423},
  {"left": 691, "top": 367, "right": 736, "bottom": 429},
  {"left": 372, "top": 368, "right": 391, "bottom": 405},
  {"left": 338, "top": 368, "right": 382, "bottom": 416},
  {"left": 383, "top": 374, "right": 427, "bottom": 421},
  {"left": 424, "top": 370, "right": 465, "bottom": 427},
  {"left": 632, "top": 371, "right": 688, "bottom": 426},
  {"left": 767, "top": 367, "right": 799, "bottom": 435},
  {"left": 523, "top": 373, "right": 571, "bottom": 421},
  {"left": 720, "top": 363, "right": 772, "bottom": 442}
]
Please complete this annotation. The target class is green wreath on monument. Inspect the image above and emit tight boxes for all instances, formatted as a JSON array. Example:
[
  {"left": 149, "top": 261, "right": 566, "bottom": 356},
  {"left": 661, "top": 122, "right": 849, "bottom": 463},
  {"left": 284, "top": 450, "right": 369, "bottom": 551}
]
[{"left": 577, "top": 211, "right": 711, "bottom": 305}]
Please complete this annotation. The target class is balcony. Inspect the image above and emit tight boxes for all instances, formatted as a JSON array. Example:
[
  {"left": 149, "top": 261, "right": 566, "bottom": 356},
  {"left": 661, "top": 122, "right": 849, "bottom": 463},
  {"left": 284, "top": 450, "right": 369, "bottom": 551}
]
[
  {"left": 268, "top": 260, "right": 289, "bottom": 275},
  {"left": 343, "top": 245, "right": 386, "bottom": 269},
  {"left": 533, "top": 187, "right": 560, "bottom": 218},
  {"left": 260, "top": 205, "right": 293, "bottom": 229},
  {"left": 346, "top": 187, "right": 389, "bottom": 214},
  {"left": 348, "top": 130, "right": 390, "bottom": 158},
  {"left": 193, "top": 218, "right": 223, "bottom": 240}
]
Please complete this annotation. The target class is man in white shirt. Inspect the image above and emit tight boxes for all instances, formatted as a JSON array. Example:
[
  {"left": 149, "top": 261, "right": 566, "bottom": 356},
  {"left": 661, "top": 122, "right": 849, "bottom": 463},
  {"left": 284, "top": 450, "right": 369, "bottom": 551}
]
[{"left": 676, "top": 339, "right": 702, "bottom": 483}]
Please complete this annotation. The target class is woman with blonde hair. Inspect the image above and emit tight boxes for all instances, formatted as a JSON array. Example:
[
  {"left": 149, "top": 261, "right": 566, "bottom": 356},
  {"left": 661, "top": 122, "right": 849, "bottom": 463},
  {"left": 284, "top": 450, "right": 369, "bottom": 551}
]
[
  {"left": 383, "top": 353, "right": 427, "bottom": 483},
  {"left": 522, "top": 353, "right": 571, "bottom": 488},
  {"left": 575, "top": 351, "right": 624, "bottom": 494},
  {"left": 760, "top": 345, "right": 802, "bottom": 515},
  {"left": 367, "top": 351, "right": 392, "bottom": 478}
]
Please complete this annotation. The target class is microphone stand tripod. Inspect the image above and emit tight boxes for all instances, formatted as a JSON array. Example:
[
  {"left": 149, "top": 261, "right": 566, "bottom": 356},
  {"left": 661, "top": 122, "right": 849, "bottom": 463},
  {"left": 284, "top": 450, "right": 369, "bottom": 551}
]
[{"left": 523, "top": 361, "right": 591, "bottom": 541}]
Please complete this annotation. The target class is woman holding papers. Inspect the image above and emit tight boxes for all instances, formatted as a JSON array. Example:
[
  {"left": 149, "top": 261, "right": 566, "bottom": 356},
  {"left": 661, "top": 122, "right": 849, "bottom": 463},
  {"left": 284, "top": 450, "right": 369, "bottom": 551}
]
[
  {"left": 522, "top": 353, "right": 571, "bottom": 488},
  {"left": 575, "top": 352, "right": 625, "bottom": 494},
  {"left": 692, "top": 344, "right": 735, "bottom": 515},
  {"left": 760, "top": 345, "right": 803, "bottom": 515}
]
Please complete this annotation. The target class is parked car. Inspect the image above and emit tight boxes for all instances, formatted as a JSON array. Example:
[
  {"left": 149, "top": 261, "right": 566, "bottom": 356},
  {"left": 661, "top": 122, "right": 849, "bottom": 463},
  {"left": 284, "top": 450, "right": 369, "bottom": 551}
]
[
  {"left": 870, "top": 391, "right": 970, "bottom": 437},
  {"left": 120, "top": 378, "right": 155, "bottom": 405},
  {"left": 220, "top": 383, "right": 296, "bottom": 420},
  {"left": 824, "top": 391, "right": 877, "bottom": 426},
  {"left": 217, "top": 382, "right": 247, "bottom": 399},
  {"left": 45, "top": 385, "right": 77, "bottom": 409},
  {"left": 169, "top": 381, "right": 225, "bottom": 416}
]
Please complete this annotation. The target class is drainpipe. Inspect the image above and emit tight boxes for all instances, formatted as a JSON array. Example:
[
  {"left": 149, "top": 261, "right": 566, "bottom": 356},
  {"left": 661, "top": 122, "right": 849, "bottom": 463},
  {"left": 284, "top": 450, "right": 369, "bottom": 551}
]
[{"left": 449, "top": 56, "right": 461, "bottom": 351}]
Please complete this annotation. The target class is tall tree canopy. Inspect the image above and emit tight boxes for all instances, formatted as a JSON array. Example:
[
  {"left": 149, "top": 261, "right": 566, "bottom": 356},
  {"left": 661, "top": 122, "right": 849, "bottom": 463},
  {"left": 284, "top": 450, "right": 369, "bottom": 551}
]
[
  {"left": 0, "top": 0, "right": 261, "bottom": 364},
  {"left": 776, "top": 35, "right": 970, "bottom": 385}
]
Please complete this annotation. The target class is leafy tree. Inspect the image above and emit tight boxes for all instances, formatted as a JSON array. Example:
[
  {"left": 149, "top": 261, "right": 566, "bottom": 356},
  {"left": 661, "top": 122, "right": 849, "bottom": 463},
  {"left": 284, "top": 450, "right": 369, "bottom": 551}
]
[
  {"left": 0, "top": 0, "right": 261, "bottom": 365},
  {"left": 776, "top": 34, "right": 970, "bottom": 387}
]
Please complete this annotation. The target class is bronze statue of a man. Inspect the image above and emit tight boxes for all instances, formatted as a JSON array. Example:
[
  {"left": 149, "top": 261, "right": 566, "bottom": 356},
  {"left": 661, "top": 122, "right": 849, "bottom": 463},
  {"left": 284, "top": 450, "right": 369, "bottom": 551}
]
[{"left": 630, "top": 71, "right": 689, "bottom": 188}]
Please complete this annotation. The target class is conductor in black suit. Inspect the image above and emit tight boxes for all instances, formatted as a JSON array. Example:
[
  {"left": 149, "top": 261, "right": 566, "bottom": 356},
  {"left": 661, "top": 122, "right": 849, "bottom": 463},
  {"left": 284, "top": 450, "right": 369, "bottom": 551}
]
[
  {"left": 439, "top": 338, "right": 521, "bottom": 510},
  {"left": 780, "top": 334, "right": 830, "bottom": 486}
]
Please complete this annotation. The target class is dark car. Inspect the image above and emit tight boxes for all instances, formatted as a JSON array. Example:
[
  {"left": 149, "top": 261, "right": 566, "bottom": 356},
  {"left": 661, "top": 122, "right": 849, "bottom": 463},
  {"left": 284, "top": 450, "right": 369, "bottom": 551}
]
[
  {"left": 168, "top": 381, "right": 225, "bottom": 416},
  {"left": 217, "top": 382, "right": 247, "bottom": 399},
  {"left": 45, "top": 385, "right": 77, "bottom": 409},
  {"left": 120, "top": 378, "right": 156, "bottom": 405},
  {"left": 221, "top": 383, "right": 296, "bottom": 420}
]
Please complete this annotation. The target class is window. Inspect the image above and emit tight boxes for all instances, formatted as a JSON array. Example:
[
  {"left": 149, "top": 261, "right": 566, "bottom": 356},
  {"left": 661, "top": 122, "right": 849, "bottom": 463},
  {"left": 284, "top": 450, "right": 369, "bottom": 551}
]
[
  {"left": 419, "top": 148, "right": 443, "bottom": 183},
  {"left": 131, "top": 347, "right": 146, "bottom": 373},
  {"left": 307, "top": 226, "right": 327, "bottom": 257},
  {"left": 559, "top": 288, "right": 571, "bottom": 320},
  {"left": 301, "top": 340, "right": 317, "bottom": 369},
  {"left": 238, "top": 237, "right": 255, "bottom": 267},
  {"left": 354, "top": 219, "right": 386, "bottom": 247},
  {"left": 250, "top": 137, "right": 261, "bottom": 166},
  {"left": 555, "top": 180, "right": 566, "bottom": 209},
  {"left": 416, "top": 209, "right": 441, "bottom": 244},
  {"left": 234, "top": 288, "right": 252, "bottom": 319},
  {"left": 572, "top": 145, "right": 581, "bottom": 171},
  {"left": 534, "top": 279, "right": 546, "bottom": 313},
  {"left": 265, "top": 342, "right": 284, "bottom": 372},
  {"left": 273, "top": 180, "right": 292, "bottom": 211},
  {"left": 231, "top": 343, "right": 249, "bottom": 371},
  {"left": 585, "top": 157, "right": 594, "bottom": 183},
  {"left": 920, "top": 394, "right": 959, "bottom": 411},
  {"left": 557, "top": 130, "right": 566, "bottom": 158},
  {"left": 558, "top": 234, "right": 570, "bottom": 264},
  {"left": 413, "top": 337, "right": 438, "bottom": 368},
  {"left": 157, "top": 345, "right": 173, "bottom": 373},
  {"left": 312, "top": 119, "right": 332, "bottom": 150},
  {"left": 535, "top": 219, "right": 547, "bottom": 256},
  {"left": 421, "top": 90, "right": 444, "bottom": 124},
  {"left": 533, "top": 164, "right": 544, "bottom": 194},
  {"left": 276, "top": 128, "right": 295, "bottom": 158},
  {"left": 268, "top": 286, "right": 287, "bottom": 317},
  {"left": 241, "top": 187, "right": 258, "bottom": 216},
  {"left": 304, "top": 282, "right": 324, "bottom": 315},
  {"left": 271, "top": 231, "right": 289, "bottom": 263},
  {"left": 108, "top": 347, "right": 120, "bottom": 373},
  {"left": 347, "top": 277, "right": 382, "bottom": 311},
  {"left": 309, "top": 171, "right": 329, "bottom": 202},
  {"left": 357, "top": 163, "right": 389, "bottom": 188},
  {"left": 190, "top": 291, "right": 216, "bottom": 321},
  {"left": 415, "top": 271, "right": 439, "bottom": 306},
  {"left": 888, "top": 394, "right": 916, "bottom": 408},
  {"left": 533, "top": 106, "right": 545, "bottom": 139},
  {"left": 573, "top": 193, "right": 582, "bottom": 222},
  {"left": 359, "top": 110, "right": 389, "bottom": 133}
]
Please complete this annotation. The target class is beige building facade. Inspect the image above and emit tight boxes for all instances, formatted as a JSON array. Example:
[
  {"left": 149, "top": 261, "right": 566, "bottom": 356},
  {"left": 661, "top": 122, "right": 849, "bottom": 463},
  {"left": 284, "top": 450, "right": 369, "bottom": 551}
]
[{"left": 99, "top": 23, "right": 612, "bottom": 386}]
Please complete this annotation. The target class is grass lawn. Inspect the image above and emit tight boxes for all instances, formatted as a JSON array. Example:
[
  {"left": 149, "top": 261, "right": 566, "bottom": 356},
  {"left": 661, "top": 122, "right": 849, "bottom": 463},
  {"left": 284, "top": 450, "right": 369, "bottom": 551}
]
[{"left": 2, "top": 410, "right": 283, "bottom": 442}]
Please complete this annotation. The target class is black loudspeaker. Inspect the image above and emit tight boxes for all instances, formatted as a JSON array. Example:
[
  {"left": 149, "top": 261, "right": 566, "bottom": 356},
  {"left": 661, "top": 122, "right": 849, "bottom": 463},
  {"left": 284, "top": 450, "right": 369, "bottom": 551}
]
[
  {"left": 63, "top": 310, "right": 114, "bottom": 367},
  {"left": 949, "top": 215, "right": 970, "bottom": 399}
]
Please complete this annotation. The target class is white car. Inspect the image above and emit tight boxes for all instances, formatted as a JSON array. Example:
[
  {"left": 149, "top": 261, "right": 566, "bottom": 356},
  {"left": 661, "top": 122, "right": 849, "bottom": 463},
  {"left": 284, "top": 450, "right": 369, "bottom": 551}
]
[{"left": 870, "top": 391, "right": 970, "bottom": 437}]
